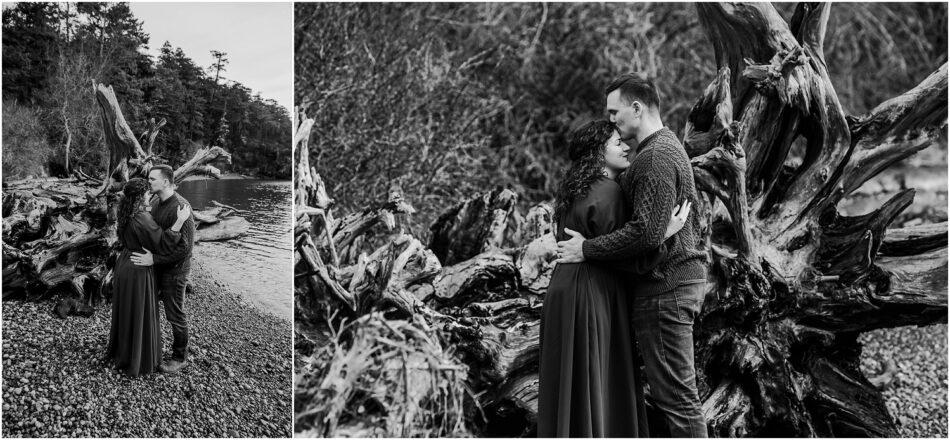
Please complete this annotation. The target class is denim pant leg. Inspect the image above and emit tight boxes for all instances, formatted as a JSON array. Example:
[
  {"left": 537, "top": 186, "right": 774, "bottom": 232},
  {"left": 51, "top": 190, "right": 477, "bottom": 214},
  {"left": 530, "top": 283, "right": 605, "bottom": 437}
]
[
  {"left": 159, "top": 264, "right": 190, "bottom": 361},
  {"left": 632, "top": 282, "right": 707, "bottom": 437}
]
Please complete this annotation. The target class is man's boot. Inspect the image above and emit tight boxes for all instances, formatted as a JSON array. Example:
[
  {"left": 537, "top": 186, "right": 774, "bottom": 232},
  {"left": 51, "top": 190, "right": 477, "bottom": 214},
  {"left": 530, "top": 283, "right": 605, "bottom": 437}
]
[{"left": 159, "top": 359, "right": 188, "bottom": 374}]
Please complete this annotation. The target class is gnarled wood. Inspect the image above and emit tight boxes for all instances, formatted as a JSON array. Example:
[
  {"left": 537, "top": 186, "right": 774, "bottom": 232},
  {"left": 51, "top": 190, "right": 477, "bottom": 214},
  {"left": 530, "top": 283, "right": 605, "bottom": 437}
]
[
  {"left": 295, "top": 3, "right": 948, "bottom": 437},
  {"left": 429, "top": 188, "right": 518, "bottom": 266},
  {"left": 879, "top": 221, "right": 948, "bottom": 256},
  {"left": 140, "top": 117, "right": 167, "bottom": 156},
  {"left": 331, "top": 185, "right": 415, "bottom": 253},
  {"left": 94, "top": 83, "right": 148, "bottom": 194},
  {"left": 3, "top": 85, "right": 239, "bottom": 308},
  {"left": 839, "top": 64, "right": 949, "bottom": 197},
  {"left": 172, "top": 146, "right": 232, "bottom": 183}
]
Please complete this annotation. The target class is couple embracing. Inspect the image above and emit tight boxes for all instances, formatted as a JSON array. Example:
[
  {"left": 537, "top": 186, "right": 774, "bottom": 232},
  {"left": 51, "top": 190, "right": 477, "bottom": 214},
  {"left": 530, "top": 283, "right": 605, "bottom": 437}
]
[
  {"left": 538, "top": 74, "right": 708, "bottom": 438},
  {"left": 106, "top": 165, "right": 195, "bottom": 377}
]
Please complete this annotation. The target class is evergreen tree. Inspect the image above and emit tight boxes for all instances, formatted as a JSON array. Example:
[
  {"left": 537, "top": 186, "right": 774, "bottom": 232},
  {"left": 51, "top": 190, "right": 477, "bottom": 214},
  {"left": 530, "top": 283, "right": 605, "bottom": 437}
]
[{"left": 2, "top": 2, "right": 290, "bottom": 181}]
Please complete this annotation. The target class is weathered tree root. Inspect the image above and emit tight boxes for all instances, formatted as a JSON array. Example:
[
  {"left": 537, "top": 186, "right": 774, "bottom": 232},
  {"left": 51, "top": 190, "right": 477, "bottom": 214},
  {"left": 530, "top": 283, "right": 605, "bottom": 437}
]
[
  {"left": 2, "top": 84, "right": 243, "bottom": 310},
  {"left": 294, "top": 3, "right": 947, "bottom": 437}
]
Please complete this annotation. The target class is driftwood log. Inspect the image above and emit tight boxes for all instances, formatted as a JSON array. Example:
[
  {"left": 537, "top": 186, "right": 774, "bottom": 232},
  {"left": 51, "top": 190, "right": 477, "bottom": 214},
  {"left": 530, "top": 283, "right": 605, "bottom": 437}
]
[
  {"left": 294, "top": 3, "right": 948, "bottom": 437},
  {"left": 193, "top": 201, "right": 251, "bottom": 242},
  {"left": 2, "top": 84, "right": 244, "bottom": 306}
]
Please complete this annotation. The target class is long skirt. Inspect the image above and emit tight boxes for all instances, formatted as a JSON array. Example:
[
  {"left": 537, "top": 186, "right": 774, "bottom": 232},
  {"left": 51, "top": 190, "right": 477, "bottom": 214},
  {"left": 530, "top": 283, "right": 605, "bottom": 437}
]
[
  {"left": 538, "top": 262, "right": 649, "bottom": 437},
  {"left": 107, "top": 251, "right": 163, "bottom": 377}
]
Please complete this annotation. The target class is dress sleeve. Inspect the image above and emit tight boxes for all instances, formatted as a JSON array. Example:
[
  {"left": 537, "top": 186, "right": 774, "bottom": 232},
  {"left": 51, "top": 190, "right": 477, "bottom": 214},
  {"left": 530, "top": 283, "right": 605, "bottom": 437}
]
[
  {"left": 586, "top": 179, "right": 669, "bottom": 275},
  {"left": 133, "top": 212, "right": 183, "bottom": 255},
  {"left": 585, "top": 179, "right": 625, "bottom": 237}
]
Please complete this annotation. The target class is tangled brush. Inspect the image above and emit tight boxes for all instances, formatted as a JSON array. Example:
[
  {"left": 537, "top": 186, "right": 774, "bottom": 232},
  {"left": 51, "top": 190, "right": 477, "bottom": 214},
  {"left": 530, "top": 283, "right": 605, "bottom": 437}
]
[{"left": 294, "top": 311, "right": 477, "bottom": 437}]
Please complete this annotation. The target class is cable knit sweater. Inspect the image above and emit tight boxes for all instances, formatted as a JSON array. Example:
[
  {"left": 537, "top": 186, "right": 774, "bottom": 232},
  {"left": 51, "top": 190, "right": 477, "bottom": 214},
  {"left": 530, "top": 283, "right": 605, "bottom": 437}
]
[
  {"left": 149, "top": 192, "right": 196, "bottom": 271},
  {"left": 582, "top": 127, "right": 707, "bottom": 296}
]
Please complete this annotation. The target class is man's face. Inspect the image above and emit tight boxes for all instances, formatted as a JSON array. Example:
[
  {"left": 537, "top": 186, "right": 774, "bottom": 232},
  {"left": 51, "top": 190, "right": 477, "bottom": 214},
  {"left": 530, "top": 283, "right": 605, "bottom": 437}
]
[
  {"left": 606, "top": 89, "right": 641, "bottom": 141},
  {"left": 147, "top": 170, "right": 168, "bottom": 194}
]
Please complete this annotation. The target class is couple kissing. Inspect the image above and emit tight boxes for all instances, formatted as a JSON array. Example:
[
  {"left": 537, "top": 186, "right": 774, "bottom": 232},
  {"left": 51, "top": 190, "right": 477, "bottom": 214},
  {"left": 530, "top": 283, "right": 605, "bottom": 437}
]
[{"left": 106, "top": 165, "right": 195, "bottom": 377}]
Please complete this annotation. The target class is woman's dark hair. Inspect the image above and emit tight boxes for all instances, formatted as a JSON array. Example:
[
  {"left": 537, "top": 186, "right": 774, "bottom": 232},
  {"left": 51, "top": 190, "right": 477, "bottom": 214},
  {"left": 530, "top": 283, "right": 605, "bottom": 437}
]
[
  {"left": 116, "top": 178, "right": 150, "bottom": 239},
  {"left": 554, "top": 120, "right": 617, "bottom": 224}
]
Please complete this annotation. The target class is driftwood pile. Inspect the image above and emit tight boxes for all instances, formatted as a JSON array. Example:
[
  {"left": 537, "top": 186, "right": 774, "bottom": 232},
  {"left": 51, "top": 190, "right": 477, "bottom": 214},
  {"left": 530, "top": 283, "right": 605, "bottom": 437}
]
[
  {"left": 2, "top": 84, "right": 247, "bottom": 308},
  {"left": 294, "top": 3, "right": 948, "bottom": 437},
  {"left": 293, "top": 110, "right": 558, "bottom": 437}
]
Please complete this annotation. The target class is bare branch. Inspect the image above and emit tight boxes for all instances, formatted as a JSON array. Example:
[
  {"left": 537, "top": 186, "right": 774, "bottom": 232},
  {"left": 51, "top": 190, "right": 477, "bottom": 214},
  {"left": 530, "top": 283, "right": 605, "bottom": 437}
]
[
  {"left": 838, "top": 63, "right": 949, "bottom": 197},
  {"left": 880, "top": 222, "right": 948, "bottom": 257},
  {"left": 172, "top": 146, "right": 232, "bottom": 183},
  {"left": 790, "top": 3, "right": 831, "bottom": 60}
]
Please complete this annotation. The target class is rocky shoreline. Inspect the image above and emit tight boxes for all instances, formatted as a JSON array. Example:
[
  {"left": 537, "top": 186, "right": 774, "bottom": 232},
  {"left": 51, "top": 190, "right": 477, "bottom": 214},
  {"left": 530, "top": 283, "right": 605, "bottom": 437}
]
[
  {"left": 1, "top": 257, "right": 292, "bottom": 437},
  {"left": 860, "top": 324, "right": 948, "bottom": 438}
]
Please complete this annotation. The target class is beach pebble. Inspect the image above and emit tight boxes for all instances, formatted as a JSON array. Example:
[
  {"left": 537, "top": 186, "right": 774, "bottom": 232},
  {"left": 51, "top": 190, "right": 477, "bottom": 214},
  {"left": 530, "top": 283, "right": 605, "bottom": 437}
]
[
  {"left": 2, "top": 252, "right": 292, "bottom": 438},
  {"left": 860, "top": 324, "right": 947, "bottom": 437}
]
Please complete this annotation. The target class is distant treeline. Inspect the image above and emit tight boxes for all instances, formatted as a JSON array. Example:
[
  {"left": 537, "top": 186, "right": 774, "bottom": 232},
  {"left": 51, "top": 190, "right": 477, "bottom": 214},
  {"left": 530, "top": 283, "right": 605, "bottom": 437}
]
[
  {"left": 3, "top": 2, "right": 291, "bottom": 181},
  {"left": 295, "top": 3, "right": 948, "bottom": 235}
]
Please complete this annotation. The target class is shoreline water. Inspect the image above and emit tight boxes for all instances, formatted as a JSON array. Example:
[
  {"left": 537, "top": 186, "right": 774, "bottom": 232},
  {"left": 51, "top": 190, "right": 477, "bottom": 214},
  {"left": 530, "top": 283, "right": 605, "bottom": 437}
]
[
  {"left": 1, "top": 258, "right": 292, "bottom": 437},
  {"left": 181, "top": 172, "right": 290, "bottom": 182},
  {"left": 192, "top": 245, "right": 291, "bottom": 320},
  {"left": 178, "top": 178, "right": 294, "bottom": 319}
]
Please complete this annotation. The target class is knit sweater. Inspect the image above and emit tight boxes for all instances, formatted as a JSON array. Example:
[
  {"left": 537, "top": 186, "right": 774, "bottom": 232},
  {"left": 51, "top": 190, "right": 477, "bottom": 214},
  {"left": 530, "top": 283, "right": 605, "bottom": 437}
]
[
  {"left": 149, "top": 192, "right": 196, "bottom": 270},
  {"left": 581, "top": 127, "right": 707, "bottom": 295}
]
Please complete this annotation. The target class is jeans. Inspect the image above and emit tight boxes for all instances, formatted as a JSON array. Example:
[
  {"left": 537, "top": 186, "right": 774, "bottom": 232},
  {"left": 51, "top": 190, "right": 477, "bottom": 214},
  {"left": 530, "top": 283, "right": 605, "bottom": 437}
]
[
  {"left": 158, "top": 261, "right": 190, "bottom": 362},
  {"left": 632, "top": 281, "right": 708, "bottom": 437}
]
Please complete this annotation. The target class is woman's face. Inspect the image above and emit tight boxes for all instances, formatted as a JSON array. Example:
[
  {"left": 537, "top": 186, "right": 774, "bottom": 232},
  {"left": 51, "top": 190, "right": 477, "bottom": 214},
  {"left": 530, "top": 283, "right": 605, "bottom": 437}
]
[
  {"left": 603, "top": 130, "right": 631, "bottom": 171},
  {"left": 138, "top": 193, "right": 150, "bottom": 210}
]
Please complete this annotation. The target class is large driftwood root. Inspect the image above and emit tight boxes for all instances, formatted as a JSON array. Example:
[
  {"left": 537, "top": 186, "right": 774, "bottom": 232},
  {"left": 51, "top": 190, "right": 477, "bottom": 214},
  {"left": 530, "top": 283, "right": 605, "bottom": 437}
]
[
  {"left": 2, "top": 85, "right": 244, "bottom": 310},
  {"left": 294, "top": 3, "right": 947, "bottom": 437}
]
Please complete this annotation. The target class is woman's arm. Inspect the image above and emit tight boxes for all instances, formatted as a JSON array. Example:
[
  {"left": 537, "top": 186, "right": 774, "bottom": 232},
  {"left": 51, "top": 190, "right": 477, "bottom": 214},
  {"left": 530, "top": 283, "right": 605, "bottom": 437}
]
[{"left": 134, "top": 211, "right": 184, "bottom": 256}]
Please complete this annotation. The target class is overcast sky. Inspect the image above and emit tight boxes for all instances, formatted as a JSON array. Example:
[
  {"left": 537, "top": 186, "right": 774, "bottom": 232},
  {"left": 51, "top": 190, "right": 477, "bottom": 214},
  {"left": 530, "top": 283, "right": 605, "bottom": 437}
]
[{"left": 129, "top": 2, "right": 292, "bottom": 113}]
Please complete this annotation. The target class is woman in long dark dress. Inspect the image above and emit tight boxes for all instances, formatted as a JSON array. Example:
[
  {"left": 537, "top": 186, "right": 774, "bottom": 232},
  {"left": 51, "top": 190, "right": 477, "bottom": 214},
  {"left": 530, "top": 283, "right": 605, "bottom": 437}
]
[
  {"left": 107, "top": 178, "right": 190, "bottom": 377},
  {"left": 538, "top": 120, "right": 687, "bottom": 437}
]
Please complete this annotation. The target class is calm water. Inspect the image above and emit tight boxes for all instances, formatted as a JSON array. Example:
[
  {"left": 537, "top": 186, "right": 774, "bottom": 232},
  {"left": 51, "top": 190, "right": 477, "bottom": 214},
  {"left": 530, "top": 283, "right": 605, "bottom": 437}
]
[{"left": 177, "top": 179, "right": 292, "bottom": 320}]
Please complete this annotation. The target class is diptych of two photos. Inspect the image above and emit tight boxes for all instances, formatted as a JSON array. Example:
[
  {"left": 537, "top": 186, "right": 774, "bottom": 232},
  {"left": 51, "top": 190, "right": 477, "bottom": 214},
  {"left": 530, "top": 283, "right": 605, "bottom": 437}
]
[{"left": 3, "top": 1, "right": 949, "bottom": 438}]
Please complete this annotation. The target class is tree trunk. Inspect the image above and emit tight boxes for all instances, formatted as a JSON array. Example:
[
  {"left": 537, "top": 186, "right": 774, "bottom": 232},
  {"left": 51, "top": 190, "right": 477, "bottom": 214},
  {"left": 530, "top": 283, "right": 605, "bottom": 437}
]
[
  {"left": 2, "top": 84, "right": 239, "bottom": 308},
  {"left": 61, "top": 103, "right": 72, "bottom": 174},
  {"left": 293, "top": 3, "right": 948, "bottom": 437}
]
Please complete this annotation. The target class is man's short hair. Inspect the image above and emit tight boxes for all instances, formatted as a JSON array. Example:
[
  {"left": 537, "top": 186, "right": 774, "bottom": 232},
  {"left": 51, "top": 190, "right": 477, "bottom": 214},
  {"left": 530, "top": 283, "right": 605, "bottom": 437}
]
[
  {"left": 605, "top": 73, "right": 661, "bottom": 110},
  {"left": 148, "top": 164, "right": 174, "bottom": 183}
]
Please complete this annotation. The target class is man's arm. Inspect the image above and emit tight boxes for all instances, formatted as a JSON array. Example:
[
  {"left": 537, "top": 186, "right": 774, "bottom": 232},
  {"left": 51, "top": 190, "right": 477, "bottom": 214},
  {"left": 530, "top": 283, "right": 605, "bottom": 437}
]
[
  {"left": 152, "top": 212, "right": 195, "bottom": 265},
  {"left": 582, "top": 157, "right": 678, "bottom": 261}
]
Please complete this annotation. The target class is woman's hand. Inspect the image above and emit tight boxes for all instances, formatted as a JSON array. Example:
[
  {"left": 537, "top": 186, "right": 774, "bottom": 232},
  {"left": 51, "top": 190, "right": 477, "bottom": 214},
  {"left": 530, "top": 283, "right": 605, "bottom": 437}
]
[
  {"left": 664, "top": 200, "right": 692, "bottom": 239},
  {"left": 176, "top": 204, "right": 192, "bottom": 224}
]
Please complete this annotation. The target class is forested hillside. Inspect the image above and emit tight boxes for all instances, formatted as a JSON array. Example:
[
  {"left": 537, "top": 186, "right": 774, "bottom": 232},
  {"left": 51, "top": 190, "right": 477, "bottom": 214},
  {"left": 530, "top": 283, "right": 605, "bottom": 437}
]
[{"left": 3, "top": 2, "right": 291, "bottom": 181}]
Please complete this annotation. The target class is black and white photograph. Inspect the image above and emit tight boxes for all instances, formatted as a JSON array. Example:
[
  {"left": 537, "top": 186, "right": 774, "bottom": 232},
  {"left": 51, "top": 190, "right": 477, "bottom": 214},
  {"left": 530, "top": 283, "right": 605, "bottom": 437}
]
[
  {"left": 293, "top": 2, "right": 948, "bottom": 438},
  {"left": 2, "top": 2, "right": 293, "bottom": 437}
]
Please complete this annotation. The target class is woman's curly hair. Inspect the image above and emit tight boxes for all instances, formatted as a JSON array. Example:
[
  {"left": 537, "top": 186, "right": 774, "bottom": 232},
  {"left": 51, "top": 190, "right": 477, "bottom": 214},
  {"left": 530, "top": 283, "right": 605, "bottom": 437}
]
[
  {"left": 116, "top": 178, "right": 150, "bottom": 239},
  {"left": 554, "top": 120, "right": 617, "bottom": 224}
]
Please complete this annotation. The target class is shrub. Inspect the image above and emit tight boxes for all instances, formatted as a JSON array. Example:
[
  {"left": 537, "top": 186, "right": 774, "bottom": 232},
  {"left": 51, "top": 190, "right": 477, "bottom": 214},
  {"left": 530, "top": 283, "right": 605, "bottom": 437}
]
[
  {"left": 2, "top": 100, "right": 55, "bottom": 181},
  {"left": 295, "top": 3, "right": 948, "bottom": 238}
]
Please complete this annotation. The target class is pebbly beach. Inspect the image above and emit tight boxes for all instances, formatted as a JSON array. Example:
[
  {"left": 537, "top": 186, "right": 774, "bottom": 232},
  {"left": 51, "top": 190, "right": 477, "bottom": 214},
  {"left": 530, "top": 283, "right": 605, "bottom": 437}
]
[{"left": 1, "top": 255, "right": 292, "bottom": 438}]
